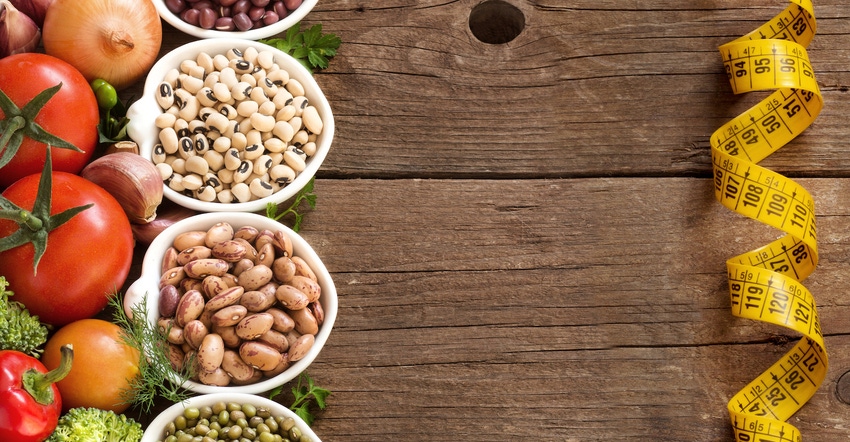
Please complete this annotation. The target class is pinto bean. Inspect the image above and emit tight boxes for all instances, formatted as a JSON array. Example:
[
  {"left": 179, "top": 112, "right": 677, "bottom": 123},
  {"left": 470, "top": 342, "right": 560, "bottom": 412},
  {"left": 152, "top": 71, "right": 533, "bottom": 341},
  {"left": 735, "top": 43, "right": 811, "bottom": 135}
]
[
  {"left": 176, "top": 245, "right": 213, "bottom": 265},
  {"left": 274, "top": 284, "right": 309, "bottom": 310},
  {"left": 236, "top": 264, "right": 272, "bottom": 291},
  {"left": 173, "top": 230, "right": 207, "bottom": 251},
  {"left": 271, "top": 256, "right": 296, "bottom": 283},
  {"left": 197, "top": 333, "right": 225, "bottom": 372},
  {"left": 235, "top": 312, "right": 274, "bottom": 340},
  {"left": 175, "top": 289, "right": 205, "bottom": 327},
  {"left": 204, "top": 286, "right": 245, "bottom": 313},
  {"left": 290, "top": 256, "right": 317, "bottom": 282},
  {"left": 288, "top": 275, "right": 320, "bottom": 303},
  {"left": 212, "top": 304, "right": 248, "bottom": 327},
  {"left": 288, "top": 333, "right": 314, "bottom": 362},
  {"left": 221, "top": 350, "right": 255, "bottom": 382},
  {"left": 266, "top": 307, "right": 295, "bottom": 333},
  {"left": 239, "top": 341, "right": 282, "bottom": 371},
  {"left": 184, "top": 258, "right": 230, "bottom": 279},
  {"left": 289, "top": 307, "right": 318, "bottom": 335},
  {"left": 240, "top": 290, "right": 277, "bottom": 312},
  {"left": 183, "top": 319, "right": 209, "bottom": 349},
  {"left": 211, "top": 239, "right": 248, "bottom": 262},
  {"left": 205, "top": 222, "right": 234, "bottom": 247},
  {"left": 159, "top": 284, "right": 181, "bottom": 318}
]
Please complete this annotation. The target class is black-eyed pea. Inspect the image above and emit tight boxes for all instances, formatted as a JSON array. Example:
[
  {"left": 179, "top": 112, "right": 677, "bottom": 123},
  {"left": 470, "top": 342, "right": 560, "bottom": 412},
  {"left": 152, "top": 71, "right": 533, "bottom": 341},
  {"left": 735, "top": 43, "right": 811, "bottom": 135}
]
[
  {"left": 259, "top": 81, "right": 278, "bottom": 103},
  {"left": 203, "top": 72, "right": 219, "bottom": 90},
  {"left": 175, "top": 289, "right": 206, "bottom": 327},
  {"left": 240, "top": 72, "right": 258, "bottom": 87},
  {"left": 152, "top": 144, "right": 168, "bottom": 165},
  {"left": 169, "top": 158, "right": 187, "bottom": 175},
  {"left": 292, "top": 130, "right": 309, "bottom": 148},
  {"left": 204, "top": 151, "right": 225, "bottom": 172},
  {"left": 240, "top": 290, "right": 277, "bottom": 312},
  {"left": 221, "top": 350, "right": 255, "bottom": 382},
  {"left": 302, "top": 105, "right": 323, "bottom": 135},
  {"left": 224, "top": 148, "right": 241, "bottom": 171},
  {"left": 283, "top": 149, "right": 306, "bottom": 172},
  {"left": 236, "top": 99, "right": 259, "bottom": 118},
  {"left": 161, "top": 247, "right": 179, "bottom": 274},
  {"left": 216, "top": 188, "right": 235, "bottom": 204},
  {"left": 204, "top": 286, "right": 245, "bottom": 313},
  {"left": 288, "top": 333, "right": 315, "bottom": 362},
  {"left": 267, "top": 67, "right": 289, "bottom": 86},
  {"left": 250, "top": 113, "right": 275, "bottom": 133},
  {"left": 196, "top": 185, "right": 217, "bottom": 202},
  {"left": 263, "top": 137, "right": 286, "bottom": 154},
  {"left": 184, "top": 258, "right": 230, "bottom": 279},
  {"left": 218, "top": 169, "right": 235, "bottom": 185},
  {"left": 286, "top": 78, "right": 305, "bottom": 97},
  {"left": 257, "top": 328, "right": 289, "bottom": 353},
  {"left": 235, "top": 312, "right": 274, "bottom": 340},
  {"left": 159, "top": 284, "right": 181, "bottom": 318},
  {"left": 249, "top": 178, "right": 274, "bottom": 199},
  {"left": 269, "top": 164, "right": 295, "bottom": 186},
  {"left": 212, "top": 239, "right": 248, "bottom": 262},
  {"left": 193, "top": 134, "right": 211, "bottom": 155},
  {"left": 219, "top": 102, "right": 239, "bottom": 120},
  {"left": 206, "top": 111, "right": 229, "bottom": 133},
  {"left": 239, "top": 341, "right": 282, "bottom": 371},
  {"left": 243, "top": 143, "right": 264, "bottom": 161},
  {"left": 167, "top": 173, "right": 185, "bottom": 192},
  {"left": 212, "top": 304, "right": 248, "bottom": 327},
  {"left": 198, "top": 106, "right": 216, "bottom": 123},
  {"left": 232, "top": 182, "right": 252, "bottom": 202},
  {"left": 233, "top": 160, "right": 252, "bottom": 184},
  {"left": 198, "top": 51, "right": 215, "bottom": 72},
  {"left": 275, "top": 285, "right": 309, "bottom": 311},
  {"left": 181, "top": 75, "right": 205, "bottom": 95},
  {"left": 291, "top": 96, "right": 308, "bottom": 115},
  {"left": 197, "top": 87, "right": 217, "bottom": 108},
  {"left": 155, "top": 111, "right": 177, "bottom": 129},
  {"left": 179, "top": 59, "right": 198, "bottom": 75},
  {"left": 230, "top": 130, "right": 247, "bottom": 149},
  {"left": 231, "top": 81, "right": 252, "bottom": 101},
  {"left": 272, "top": 256, "right": 297, "bottom": 283},
  {"left": 301, "top": 141, "right": 317, "bottom": 157},
  {"left": 272, "top": 120, "right": 294, "bottom": 142},
  {"left": 256, "top": 50, "right": 275, "bottom": 70},
  {"left": 155, "top": 163, "right": 173, "bottom": 183},
  {"left": 218, "top": 64, "right": 237, "bottom": 85},
  {"left": 272, "top": 230, "right": 293, "bottom": 258},
  {"left": 237, "top": 264, "right": 273, "bottom": 291},
  {"left": 205, "top": 221, "right": 234, "bottom": 246},
  {"left": 177, "top": 136, "right": 196, "bottom": 160},
  {"left": 289, "top": 307, "right": 319, "bottom": 335},
  {"left": 202, "top": 275, "right": 230, "bottom": 299},
  {"left": 160, "top": 266, "right": 186, "bottom": 289},
  {"left": 212, "top": 82, "right": 232, "bottom": 102},
  {"left": 156, "top": 81, "right": 175, "bottom": 109},
  {"left": 183, "top": 319, "right": 209, "bottom": 349},
  {"left": 177, "top": 246, "right": 213, "bottom": 265},
  {"left": 252, "top": 155, "right": 273, "bottom": 176},
  {"left": 234, "top": 225, "right": 259, "bottom": 242},
  {"left": 204, "top": 173, "right": 224, "bottom": 192},
  {"left": 267, "top": 307, "right": 296, "bottom": 333},
  {"left": 173, "top": 230, "right": 208, "bottom": 251},
  {"left": 213, "top": 324, "right": 242, "bottom": 348},
  {"left": 159, "top": 127, "right": 179, "bottom": 154},
  {"left": 289, "top": 275, "right": 321, "bottom": 303},
  {"left": 249, "top": 86, "right": 269, "bottom": 104}
]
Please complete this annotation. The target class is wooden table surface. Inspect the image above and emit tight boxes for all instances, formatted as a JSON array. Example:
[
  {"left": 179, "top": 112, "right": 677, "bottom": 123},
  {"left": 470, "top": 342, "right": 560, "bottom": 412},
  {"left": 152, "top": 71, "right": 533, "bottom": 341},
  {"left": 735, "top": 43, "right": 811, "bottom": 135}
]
[{"left": 121, "top": 1, "right": 850, "bottom": 440}]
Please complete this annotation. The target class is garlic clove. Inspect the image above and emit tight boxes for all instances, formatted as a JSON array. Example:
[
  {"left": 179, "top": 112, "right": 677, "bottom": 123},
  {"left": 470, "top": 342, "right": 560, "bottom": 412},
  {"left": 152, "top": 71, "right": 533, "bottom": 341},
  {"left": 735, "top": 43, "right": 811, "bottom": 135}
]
[
  {"left": 9, "top": 0, "right": 53, "bottom": 28},
  {"left": 81, "top": 152, "right": 164, "bottom": 224},
  {"left": 0, "top": 0, "right": 40, "bottom": 58}
]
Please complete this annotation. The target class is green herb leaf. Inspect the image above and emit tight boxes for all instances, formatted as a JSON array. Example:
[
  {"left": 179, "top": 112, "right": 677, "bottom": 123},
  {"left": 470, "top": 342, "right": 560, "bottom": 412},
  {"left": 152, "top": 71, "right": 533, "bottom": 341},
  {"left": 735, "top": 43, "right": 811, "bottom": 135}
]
[
  {"left": 109, "top": 294, "right": 195, "bottom": 413},
  {"left": 266, "top": 177, "right": 317, "bottom": 232},
  {"left": 260, "top": 23, "right": 341, "bottom": 72},
  {"left": 268, "top": 372, "right": 330, "bottom": 426}
]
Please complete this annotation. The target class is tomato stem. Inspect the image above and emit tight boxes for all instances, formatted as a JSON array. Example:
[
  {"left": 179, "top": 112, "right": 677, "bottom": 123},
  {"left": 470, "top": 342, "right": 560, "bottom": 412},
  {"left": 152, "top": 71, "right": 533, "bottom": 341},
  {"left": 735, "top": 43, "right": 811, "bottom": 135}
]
[{"left": 0, "top": 209, "right": 42, "bottom": 230}]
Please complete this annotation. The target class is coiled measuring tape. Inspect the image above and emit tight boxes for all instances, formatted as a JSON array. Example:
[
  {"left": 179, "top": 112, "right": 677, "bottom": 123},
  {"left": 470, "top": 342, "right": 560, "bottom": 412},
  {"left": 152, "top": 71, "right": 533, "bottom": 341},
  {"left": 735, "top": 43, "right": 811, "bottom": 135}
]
[{"left": 710, "top": 1, "right": 826, "bottom": 441}]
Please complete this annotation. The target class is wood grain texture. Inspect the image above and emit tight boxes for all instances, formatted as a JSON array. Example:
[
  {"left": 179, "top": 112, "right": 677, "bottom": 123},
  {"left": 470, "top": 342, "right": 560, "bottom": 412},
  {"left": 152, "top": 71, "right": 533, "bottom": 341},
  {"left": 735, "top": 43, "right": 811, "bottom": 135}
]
[{"left": 122, "top": 1, "right": 850, "bottom": 440}]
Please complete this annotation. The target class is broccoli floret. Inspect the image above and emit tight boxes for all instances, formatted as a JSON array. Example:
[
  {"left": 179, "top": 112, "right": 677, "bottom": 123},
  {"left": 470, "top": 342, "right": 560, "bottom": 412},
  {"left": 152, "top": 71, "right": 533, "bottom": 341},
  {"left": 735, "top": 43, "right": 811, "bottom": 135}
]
[
  {"left": 47, "top": 407, "right": 143, "bottom": 442},
  {"left": 0, "top": 276, "right": 49, "bottom": 356}
]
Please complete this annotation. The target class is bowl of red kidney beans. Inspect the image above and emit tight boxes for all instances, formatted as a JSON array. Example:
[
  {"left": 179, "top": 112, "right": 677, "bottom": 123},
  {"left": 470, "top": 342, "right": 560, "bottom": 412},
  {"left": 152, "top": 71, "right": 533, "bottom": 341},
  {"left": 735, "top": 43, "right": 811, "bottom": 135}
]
[{"left": 157, "top": 0, "right": 317, "bottom": 40}]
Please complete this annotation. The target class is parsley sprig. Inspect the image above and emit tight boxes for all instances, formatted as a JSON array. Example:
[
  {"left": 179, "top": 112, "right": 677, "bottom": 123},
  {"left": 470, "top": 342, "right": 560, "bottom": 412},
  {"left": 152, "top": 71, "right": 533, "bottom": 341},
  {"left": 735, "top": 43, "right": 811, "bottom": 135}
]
[
  {"left": 266, "top": 177, "right": 317, "bottom": 232},
  {"left": 260, "top": 23, "right": 341, "bottom": 72},
  {"left": 269, "top": 372, "right": 331, "bottom": 425}
]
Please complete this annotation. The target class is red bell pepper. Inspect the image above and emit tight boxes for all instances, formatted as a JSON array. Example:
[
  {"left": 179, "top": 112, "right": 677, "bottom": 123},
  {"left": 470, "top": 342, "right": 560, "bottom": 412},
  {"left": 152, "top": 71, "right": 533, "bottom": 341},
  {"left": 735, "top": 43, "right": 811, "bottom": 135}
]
[{"left": 0, "top": 344, "right": 73, "bottom": 442}]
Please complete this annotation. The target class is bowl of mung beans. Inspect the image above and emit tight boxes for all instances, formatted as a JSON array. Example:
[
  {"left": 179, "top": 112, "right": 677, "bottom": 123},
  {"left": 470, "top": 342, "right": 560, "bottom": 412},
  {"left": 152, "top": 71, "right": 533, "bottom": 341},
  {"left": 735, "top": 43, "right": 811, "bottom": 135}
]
[
  {"left": 124, "top": 211, "right": 337, "bottom": 395},
  {"left": 126, "top": 37, "right": 334, "bottom": 213},
  {"left": 155, "top": 0, "right": 317, "bottom": 40},
  {"left": 141, "top": 392, "right": 322, "bottom": 442}
]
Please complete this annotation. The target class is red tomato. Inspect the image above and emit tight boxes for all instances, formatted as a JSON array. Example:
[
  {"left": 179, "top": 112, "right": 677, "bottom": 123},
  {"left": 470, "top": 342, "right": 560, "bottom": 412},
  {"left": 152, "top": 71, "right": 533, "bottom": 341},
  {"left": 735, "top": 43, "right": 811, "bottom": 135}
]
[
  {"left": 0, "top": 53, "right": 99, "bottom": 189},
  {"left": 0, "top": 172, "right": 134, "bottom": 326},
  {"left": 41, "top": 319, "right": 140, "bottom": 413}
]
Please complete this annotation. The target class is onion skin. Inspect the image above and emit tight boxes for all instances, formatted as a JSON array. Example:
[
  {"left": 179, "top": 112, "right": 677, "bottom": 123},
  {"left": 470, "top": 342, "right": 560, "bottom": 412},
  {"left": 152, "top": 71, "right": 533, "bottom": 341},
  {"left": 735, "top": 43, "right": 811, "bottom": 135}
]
[
  {"left": 41, "top": 0, "right": 162, "bottom": 90},
  {"left": 131, "top": 201, "right": 198, "bottom": 245},
  {"left": 9, "top": 0, "right": 52, "bottom": 27},
  {"left": 0, "top": 0, "right": 40, "bottom": 58}
]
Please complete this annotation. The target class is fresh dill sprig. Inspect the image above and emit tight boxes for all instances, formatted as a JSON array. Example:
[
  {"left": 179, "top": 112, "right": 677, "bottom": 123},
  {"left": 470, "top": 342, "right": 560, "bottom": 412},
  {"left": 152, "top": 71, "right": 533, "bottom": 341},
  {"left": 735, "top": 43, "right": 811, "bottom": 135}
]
[{"left": 109, "top": 294, "right": 195, "bottom": 413}]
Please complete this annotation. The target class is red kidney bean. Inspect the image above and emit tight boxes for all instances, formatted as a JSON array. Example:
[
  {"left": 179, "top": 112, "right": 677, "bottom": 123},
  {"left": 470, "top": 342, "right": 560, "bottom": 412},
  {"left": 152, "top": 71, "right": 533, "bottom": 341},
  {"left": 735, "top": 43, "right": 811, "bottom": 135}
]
[
  {"left": 248, "top": 6, "right": 265, "bottom": 21},
  {"left": 219, "top": 0, "right": 238, "bottom": 6},
  {"left": 252, "top": 0, "right": 270, "bottom": 7},
  {"left": 262, "top": 11, "right": 279, "bottom": 25},
  {"left": 215, "top": 16, "right": 235, "bottom": 30},
  {"left": 233, "top": 12, "right": 253, "bottom": 31},
  {"left": 232, "top": 0, "right": 251, "bottom": 14},
  {"left": 283, "top": 0, "right": 301, "bottom": 10},
  {"left": 181, "top": 8, "right": 201, "bottom": 26},
  {"left": 166, "top": 0, "right": 187, "bottom": 14},
  {"left": 199, "top": 7, "right": 218, "bottom": 29}
]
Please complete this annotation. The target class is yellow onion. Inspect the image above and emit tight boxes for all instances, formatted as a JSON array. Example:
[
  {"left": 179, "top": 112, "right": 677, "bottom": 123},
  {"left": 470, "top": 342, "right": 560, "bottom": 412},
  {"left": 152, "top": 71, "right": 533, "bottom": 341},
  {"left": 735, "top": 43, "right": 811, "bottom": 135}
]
[{"left": 41, "top": 0, "right": 162, "bottom": 90}]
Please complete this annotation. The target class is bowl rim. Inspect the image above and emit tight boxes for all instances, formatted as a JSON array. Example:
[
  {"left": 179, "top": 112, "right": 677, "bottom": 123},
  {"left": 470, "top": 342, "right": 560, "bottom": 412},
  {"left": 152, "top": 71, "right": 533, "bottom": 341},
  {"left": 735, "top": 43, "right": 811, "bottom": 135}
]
[
  {"left": 141, "top": 392, "right": 322, "bottom": 441},
  {"left": 153, "top": 0, "right": 320, "bottom": 40},
  {"left": 126, "top": 37, "right": 335, "bottom": 213},
  {"left": 125, "top": 212, "right": 337, "bottom": 395}
]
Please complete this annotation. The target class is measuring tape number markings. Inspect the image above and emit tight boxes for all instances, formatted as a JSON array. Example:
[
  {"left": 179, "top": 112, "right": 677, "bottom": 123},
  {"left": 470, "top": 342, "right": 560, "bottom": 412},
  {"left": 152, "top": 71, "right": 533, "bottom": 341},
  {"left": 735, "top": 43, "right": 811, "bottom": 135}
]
[{"left": 710, "top": 1, "right": 826, "bottom": 441}]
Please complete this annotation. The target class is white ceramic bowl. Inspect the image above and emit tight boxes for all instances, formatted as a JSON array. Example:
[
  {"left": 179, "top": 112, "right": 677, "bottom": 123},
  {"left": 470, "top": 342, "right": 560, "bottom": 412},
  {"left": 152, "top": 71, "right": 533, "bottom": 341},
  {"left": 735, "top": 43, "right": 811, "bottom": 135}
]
[
  {"left": 142, "top": 392, "right": 322, "bottom": 442},
  {"left": 126, "top": 38, "right": 334, "bottom": 213},
  {"left": 124, "top": 211, "right": 337, "bottom": 395},
  {"left": 154, "top": 0, "right": 318, "bottom": 40}
]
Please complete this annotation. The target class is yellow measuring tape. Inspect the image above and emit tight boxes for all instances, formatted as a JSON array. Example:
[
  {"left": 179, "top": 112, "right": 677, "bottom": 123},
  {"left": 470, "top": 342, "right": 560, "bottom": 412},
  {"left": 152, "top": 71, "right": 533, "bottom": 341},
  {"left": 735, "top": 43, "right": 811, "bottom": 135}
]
[{"left": 711, "top": 1, "right": 825, "bottom": 440}]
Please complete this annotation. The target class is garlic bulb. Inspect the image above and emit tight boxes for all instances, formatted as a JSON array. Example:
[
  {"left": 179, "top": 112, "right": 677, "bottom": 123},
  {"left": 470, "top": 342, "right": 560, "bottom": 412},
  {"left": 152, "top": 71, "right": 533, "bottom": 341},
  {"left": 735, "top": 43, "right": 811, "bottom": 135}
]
[
  {"left": 0, "top": 0, "right": 40, "bottom": 58},
  {"left": 81, "top": 152, "right": 164, "bottom": 224}
]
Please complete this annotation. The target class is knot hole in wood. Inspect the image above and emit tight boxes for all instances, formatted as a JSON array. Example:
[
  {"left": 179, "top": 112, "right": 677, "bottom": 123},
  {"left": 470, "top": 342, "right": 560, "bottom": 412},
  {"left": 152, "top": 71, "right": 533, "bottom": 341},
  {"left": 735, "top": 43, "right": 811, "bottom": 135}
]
[{"left": 469, "top": 0, "right": 525, "bottom": 44}]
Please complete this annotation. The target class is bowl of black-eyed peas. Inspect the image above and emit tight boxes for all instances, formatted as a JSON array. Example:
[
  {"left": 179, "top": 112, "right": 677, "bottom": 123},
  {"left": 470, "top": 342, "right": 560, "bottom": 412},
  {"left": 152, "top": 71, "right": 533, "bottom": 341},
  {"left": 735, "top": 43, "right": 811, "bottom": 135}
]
[
  {"left": 155, "top": 0, "right": 317, "bottom": 40},
  {"left": 141, "top": 392, "right": 322, "bottom": 442},
  {"left": 126, "top": 37, "right": 334, "bottom": 213}
]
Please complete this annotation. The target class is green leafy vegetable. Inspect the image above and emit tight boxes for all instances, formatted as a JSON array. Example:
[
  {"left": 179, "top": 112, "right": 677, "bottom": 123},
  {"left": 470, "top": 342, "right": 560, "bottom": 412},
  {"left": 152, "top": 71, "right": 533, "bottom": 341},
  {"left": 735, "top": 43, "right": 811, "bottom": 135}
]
[
  {"left": 269, "top": 372, "right": 331, "bottom": 425},
  {"left": 260, "top": 23, "right": 341, "bottom": 72},
  {"left": 46, "top": 407, "right": 143, "bottom": 442},
  {"left": 108, "top": 294, "right": 194, "bottom": 413},
  {"left": 0, "top": 276, "right": 48, "bottom": 356},
  {"left": 266, "top": 177, "right": 317, "bottom": 232}
]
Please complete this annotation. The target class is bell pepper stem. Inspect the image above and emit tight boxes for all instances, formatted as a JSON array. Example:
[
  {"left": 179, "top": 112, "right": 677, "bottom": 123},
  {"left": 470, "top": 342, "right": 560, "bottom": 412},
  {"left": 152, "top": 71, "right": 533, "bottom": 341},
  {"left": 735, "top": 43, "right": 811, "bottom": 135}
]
[{"left": 22, "top": 344, "right": 73, "bottom": 405}]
